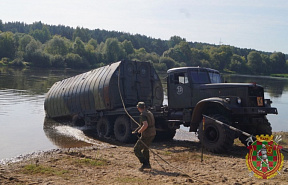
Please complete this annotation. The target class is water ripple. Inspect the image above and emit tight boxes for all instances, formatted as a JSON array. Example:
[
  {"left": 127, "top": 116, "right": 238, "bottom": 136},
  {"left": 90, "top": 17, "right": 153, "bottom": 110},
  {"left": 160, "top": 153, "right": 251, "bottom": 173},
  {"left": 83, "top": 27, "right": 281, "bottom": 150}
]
[{"left": 0, "top": 88, "right": 45, "bottom": 115}]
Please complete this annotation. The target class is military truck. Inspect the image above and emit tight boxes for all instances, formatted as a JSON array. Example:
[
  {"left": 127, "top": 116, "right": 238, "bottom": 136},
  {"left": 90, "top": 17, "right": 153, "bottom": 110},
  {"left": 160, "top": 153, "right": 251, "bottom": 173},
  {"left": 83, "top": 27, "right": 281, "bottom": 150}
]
[{"left": 44, "top": 60, "right": 278, "bottom": 153}]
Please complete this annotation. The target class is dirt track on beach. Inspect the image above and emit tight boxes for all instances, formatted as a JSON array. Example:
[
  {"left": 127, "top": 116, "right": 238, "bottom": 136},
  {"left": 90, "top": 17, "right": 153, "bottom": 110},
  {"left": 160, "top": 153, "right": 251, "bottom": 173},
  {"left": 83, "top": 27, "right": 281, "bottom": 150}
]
[{"left": 1, "top": 131, "right": 288, "bottom": 185}]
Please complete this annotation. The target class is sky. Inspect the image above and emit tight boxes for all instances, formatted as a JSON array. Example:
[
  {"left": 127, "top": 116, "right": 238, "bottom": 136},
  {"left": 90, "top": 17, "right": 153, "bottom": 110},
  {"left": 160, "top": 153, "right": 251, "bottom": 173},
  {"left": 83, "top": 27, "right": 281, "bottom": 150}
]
[{"left": 2, "top": 0, "right": 288, "bottom": 54}]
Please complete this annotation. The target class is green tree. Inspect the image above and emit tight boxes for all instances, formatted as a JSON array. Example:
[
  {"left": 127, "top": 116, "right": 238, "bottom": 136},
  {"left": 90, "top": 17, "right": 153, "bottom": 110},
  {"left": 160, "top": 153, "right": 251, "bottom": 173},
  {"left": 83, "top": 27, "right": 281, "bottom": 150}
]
[
  {"left": 85, "top": 42, "right": 97, "bottom": 66},
  {"left": 29, "top": 50, "right": 51, "bottom": 67},
  {"left": 65, "top": 53, "right": 89, "bottom": 68},
  {"left": 0, "top": 19, "right": 3, "bottom": 32},
  {"left": 229, "top": 54, "right": 246, "bottom": 73},
  {"left": 159, "top": 57, "right": 176, "bottom": 69},
  {"left": 44, "top": 35, "right": 70, "bottom": 55},
  {"left": 24, "top": 39, "right": 42, "bottom": 62},
  {"left": 168, "top": 36, "right": 186, "bottom": 48},
  {"left": 210, "top": 45, "right": 233, "bottom": 71},
  {"left": 0, "top": 32, "right": 16, "bottom": 60},
  {"left": 144, "top": 52, "right": 160, "bottom": 63},
  {"left": 270, "top": 52, "right": 286, "bottom": 73},
  {"left": 163, "top": 41, "right": 192, "bottom": 65},
  {"left": 73, "top": 37, "right": 86, "bottom": 56},
  {"left": 247, "top": 51, "right": 264, "bottom": 74},
  {"left": 103, "top": 38, "right": 125, "bottom": 63},
  {"left": 153, "top": 63, "right": 167, "bottom": 71},
  {"left": 25, "top": 39, "right": 42, "bottom": 54},
  {"left": 122, "top": 40, "right": 134, "bottom": 55},
  {"left": 199, "top": 59, "right": 212, "bottom": 68},
  {"left": 151, "top": 38, "right": 168, "bottom": 54},
  {"left": 51, "top": 54, "right": 65, "bottom": 68},
  {"left": 88, "top": 38, "right": 98, "bottom": 48},
  {"left": 261, "top": 54, "right": 271, "bottom": 74},
  {"left": 190, "top": 48, "right": 210, "bottom": 66},
  {"left": 130, "top": 48, "right": 159, "bottom": 62},
  {"left": 19, "top": 34, "right": 33, "bottom": 51},
  {"left": 130, "top": 47, "right": 146, "bottom": 61},
  {"left": 72, "top": 27, "right": 91, "bottom": 42},
  {"left": 30, "top": 26, "right": 51, "bottom": 43}
]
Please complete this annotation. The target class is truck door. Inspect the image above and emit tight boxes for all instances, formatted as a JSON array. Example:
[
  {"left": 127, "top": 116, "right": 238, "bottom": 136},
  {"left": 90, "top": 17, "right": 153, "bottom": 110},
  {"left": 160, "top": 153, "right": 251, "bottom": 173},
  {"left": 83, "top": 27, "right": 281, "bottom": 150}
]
[{"left": 168, "top": 72, "right": 192, "bottom": 109}]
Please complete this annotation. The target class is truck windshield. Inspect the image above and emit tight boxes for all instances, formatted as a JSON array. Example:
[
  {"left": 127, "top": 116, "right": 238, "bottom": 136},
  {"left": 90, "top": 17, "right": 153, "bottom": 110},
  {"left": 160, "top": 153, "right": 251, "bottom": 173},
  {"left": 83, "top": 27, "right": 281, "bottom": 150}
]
[
  {"left": 190, "top": 71, "right": 210, "bottom": 84},
  {"left": 190, "top": 70, "right": 222, "bottom": 84},
  {"left": 208, "top": 72, "right": 222, "bottom": 83}
]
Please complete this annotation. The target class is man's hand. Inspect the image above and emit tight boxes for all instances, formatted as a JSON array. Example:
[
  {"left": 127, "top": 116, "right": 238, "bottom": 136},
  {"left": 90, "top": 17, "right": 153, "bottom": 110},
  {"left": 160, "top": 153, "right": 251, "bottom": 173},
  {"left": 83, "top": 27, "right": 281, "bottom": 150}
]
[{"left": 132, "top": 128, "right": 140, "bottom": 135}]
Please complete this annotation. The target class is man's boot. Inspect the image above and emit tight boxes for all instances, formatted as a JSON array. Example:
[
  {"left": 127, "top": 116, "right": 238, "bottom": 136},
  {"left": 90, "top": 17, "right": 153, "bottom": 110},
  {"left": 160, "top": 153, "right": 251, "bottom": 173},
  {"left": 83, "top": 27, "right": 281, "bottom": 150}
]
[
  {"left": 139, "top": 161, "right": 151, "bottom": 171},
  {"left": 139, "top": 163, "right": 145, "bottom": 171},
  {"left": 144, "top": 161, "right": 151, "bottom": 169}
]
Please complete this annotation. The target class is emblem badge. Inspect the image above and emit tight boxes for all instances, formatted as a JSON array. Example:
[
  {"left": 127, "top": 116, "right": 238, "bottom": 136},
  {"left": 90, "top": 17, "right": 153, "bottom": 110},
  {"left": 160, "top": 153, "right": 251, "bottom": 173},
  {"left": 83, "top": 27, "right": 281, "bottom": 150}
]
[
  {"left": 176, "top": 86, "right": 183, "bottom": 95},
  {"left": 246, "top": 134, "right": 284, "bottom": 179}
]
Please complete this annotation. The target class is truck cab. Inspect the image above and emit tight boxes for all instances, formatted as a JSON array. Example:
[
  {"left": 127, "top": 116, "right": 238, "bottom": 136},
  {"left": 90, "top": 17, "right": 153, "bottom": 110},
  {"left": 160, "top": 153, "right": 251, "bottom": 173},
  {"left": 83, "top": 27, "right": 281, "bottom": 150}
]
[
  {"left": 167, "top": 67, "right": 222, "bottom": 109},
  {"left": 167, "top": 67, "right": 277, "bottom": 153}
]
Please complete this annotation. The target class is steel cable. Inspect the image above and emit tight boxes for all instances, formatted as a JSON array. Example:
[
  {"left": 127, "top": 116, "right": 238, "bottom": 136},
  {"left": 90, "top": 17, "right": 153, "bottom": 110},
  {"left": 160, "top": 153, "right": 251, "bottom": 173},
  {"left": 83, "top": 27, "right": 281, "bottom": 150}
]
[{"left": 117, "top": 65, "right": 196, "bottom": 180}]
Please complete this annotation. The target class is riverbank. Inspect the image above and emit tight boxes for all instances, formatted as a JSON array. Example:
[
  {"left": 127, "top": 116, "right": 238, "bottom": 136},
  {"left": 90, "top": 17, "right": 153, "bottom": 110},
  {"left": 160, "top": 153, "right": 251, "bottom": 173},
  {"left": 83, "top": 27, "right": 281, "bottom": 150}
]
[{"left": 1, "top": 132, "right": 288, "bottom": 185}]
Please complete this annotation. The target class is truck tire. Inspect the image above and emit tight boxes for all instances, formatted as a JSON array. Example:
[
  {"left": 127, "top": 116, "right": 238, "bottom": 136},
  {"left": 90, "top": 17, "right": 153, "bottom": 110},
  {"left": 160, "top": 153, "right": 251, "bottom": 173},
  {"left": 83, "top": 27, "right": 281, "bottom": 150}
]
[
  {"left": 114, "top": 116, "right": 133, "bottom": 143},
  {"left": 155, "top": 130, "right": 176, "bottom": 141},
  {"left": 198, "top": 114, "right": 234, "bottom": 153},
  {"left": 255, "top": 116, "right": 272, "bottom": 135},
  {"left": 239, "top": 116, "right": 272, "bottom": 146},
  {"left": 97, "top": 117, "right": 113, "bottom": 138}
]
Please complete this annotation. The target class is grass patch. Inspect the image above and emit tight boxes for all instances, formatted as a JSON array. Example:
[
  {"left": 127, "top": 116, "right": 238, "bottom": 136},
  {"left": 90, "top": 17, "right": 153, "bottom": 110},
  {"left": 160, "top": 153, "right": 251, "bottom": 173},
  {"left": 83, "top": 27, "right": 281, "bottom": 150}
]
[
  {"left": 271, "top": 74, "right": 288, "bottom": 78},
  {"left": 170, "top": 151, "right": 210, "bottom": 162},
  {"left": 234, "top": 138, "right": 243, "bottom": 146},
  {"left": 115, "top": 176, "right": 144, "bottom": 184},
  {"left": 22, "top": 164, "right": 69, "bottom": 176},
  {"left": 273, "top": 132, "right": 288, "bottom": 148},
  {"left": 162, "top": 150, "right": 172, "bottom": 156},
  {"left": 74, "top": 157, "right": 109, "bottom": 167}
]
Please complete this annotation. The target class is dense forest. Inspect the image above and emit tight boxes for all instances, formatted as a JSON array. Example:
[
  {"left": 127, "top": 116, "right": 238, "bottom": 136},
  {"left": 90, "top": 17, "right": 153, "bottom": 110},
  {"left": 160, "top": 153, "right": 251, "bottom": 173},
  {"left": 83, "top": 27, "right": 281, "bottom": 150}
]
[{"left": 0, "top": 20, "right": 287, "bottom": 75}]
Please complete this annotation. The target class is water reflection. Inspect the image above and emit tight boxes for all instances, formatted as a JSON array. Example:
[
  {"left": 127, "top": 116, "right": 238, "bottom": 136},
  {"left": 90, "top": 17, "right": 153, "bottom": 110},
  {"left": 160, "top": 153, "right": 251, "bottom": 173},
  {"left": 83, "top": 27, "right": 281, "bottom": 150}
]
[
  {"left": 223, "top": 74, "right": 288, "bottom": 98},
  {"left": 0, "top": 66, "right": 86, "bottom": 160},
  {"left": 0, "top": 89, "right": 44, "bottom": 115},
  {"left": 0, "top": 66, "right": 85, "bottom": 95}
]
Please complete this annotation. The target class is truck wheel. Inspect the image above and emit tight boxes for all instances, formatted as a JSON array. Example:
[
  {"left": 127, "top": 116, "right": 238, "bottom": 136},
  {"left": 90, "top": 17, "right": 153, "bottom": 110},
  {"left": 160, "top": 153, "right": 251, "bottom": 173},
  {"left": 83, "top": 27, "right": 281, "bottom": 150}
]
[
  {"left": 198, "top": 114, "right": 234, "bottom": 153},
  {"left": 114, "top": 116, "right": 133, "bottom": 143},
  {"left": 239, "top": 116, "right": 272, "bottom": 146},
  {"left": 255, "top": 117, "right": 272, "bottom": 135},
  {"left": 97, "top": 117, "right": 113, "bottom": 138},
  {"left": 155, "top": 130, "right": 176, "bottom": 141}
]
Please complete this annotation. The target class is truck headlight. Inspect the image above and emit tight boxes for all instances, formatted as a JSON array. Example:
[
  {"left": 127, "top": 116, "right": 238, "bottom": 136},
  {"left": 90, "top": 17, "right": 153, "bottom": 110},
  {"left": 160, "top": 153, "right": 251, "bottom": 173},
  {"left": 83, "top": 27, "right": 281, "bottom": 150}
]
[
  {"left": 225, "top": 98, "right": 230, "bottom": 102},
  {"left": 264, "top": 99, "right": 272, "bottom": 105},
  {"left": 237, "top": 97, "right": 241, "bottom": 104}
]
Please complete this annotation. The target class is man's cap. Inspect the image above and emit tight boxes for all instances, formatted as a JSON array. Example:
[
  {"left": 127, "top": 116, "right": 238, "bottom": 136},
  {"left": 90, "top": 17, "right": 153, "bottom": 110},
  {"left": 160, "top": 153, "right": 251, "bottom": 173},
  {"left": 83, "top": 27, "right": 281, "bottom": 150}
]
[{"left": 136, "top": 102, "right": 145, "bottom": 109}]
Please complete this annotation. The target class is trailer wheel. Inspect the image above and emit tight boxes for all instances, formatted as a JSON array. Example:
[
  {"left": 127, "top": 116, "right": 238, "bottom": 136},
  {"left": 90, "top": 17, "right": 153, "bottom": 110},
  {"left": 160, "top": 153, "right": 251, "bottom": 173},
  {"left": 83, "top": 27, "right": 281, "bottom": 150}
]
[
  {"left": 198, "top": 114, "right": 234, "bottom": 153},
  {"left": 97, "top": 117, "right": 113, "bottom": 138},
  {"left": 114, "top": 116, "right": 133, "bottom": 143}
]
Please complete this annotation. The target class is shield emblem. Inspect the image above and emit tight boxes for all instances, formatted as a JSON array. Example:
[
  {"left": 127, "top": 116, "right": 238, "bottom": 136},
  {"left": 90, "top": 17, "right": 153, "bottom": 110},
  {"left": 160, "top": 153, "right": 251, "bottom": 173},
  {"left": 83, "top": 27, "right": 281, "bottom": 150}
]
[{"left": 246, "top": 136, "right": 284, "bottom": 179}]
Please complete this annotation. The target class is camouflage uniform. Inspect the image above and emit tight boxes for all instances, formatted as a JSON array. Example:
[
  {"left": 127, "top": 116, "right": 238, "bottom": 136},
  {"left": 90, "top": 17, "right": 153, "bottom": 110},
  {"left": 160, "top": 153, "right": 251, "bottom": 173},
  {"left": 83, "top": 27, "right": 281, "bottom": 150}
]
[{"left": 134, "top": 107, "right": 156, "bottom": 169}]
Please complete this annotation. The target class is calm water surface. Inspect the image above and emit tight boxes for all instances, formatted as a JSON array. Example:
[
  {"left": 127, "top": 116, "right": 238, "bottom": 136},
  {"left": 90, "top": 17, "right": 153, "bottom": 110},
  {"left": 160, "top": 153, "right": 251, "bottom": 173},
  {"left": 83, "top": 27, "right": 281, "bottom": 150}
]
[{"left": 0, "top": 67, "right": 287, "bottom": 161}]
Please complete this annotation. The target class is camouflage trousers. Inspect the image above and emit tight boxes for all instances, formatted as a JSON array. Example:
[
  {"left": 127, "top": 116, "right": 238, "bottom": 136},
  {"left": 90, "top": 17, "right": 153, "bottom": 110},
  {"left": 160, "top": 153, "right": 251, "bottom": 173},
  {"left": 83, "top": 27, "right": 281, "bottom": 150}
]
[{"left": 134, "top": 136, "right": 155, "bottom": 164}]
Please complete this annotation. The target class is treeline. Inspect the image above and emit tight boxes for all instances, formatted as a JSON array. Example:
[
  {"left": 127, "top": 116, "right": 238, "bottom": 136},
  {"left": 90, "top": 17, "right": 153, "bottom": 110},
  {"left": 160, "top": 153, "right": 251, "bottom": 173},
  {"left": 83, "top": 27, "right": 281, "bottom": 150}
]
[{"left": 0, "top": 20, "right": 287, "bottom": 75}]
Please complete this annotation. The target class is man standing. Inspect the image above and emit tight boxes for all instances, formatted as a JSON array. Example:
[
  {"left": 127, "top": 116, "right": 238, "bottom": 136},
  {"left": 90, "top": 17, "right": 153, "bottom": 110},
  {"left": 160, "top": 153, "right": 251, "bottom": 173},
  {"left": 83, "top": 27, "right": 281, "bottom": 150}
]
[{"left": 133, "top": 102, "right": 156, "bottom": 171}]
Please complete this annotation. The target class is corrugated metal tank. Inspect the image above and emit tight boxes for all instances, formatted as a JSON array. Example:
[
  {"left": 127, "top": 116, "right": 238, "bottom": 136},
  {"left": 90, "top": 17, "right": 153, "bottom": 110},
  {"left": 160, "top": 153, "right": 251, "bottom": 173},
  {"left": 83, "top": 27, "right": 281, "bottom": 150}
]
[{"left": 44, "top": 60, "right": 163, "bottom": 118}]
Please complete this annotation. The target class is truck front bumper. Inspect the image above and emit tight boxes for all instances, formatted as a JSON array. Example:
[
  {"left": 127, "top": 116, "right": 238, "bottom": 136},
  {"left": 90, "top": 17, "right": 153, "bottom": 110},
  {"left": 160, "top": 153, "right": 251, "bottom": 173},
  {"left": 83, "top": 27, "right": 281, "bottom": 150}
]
[{"left": 231, "top": 107, "right": 278, "bottom": 115}]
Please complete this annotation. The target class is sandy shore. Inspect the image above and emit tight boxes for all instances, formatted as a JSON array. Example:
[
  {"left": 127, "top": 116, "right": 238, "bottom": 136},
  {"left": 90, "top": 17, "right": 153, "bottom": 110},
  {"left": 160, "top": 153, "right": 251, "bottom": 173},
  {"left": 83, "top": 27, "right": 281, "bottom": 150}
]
[{"left": 1, "top": 131, "right": 288, "bottom": 185}]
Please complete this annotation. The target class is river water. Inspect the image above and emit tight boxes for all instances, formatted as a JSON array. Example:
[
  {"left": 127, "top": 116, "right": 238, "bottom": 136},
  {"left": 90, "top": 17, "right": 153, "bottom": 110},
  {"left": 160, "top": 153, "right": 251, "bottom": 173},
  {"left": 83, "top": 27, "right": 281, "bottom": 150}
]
[{"left": 0, "top": 67, "right": 286, "bottom": 161}]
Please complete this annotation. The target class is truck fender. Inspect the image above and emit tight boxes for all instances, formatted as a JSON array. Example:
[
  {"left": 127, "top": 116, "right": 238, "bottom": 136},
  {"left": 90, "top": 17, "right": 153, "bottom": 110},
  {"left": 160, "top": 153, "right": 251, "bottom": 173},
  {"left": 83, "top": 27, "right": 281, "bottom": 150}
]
[{"left": 189, "top": 97, "right": 231, "bottom": 132}]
